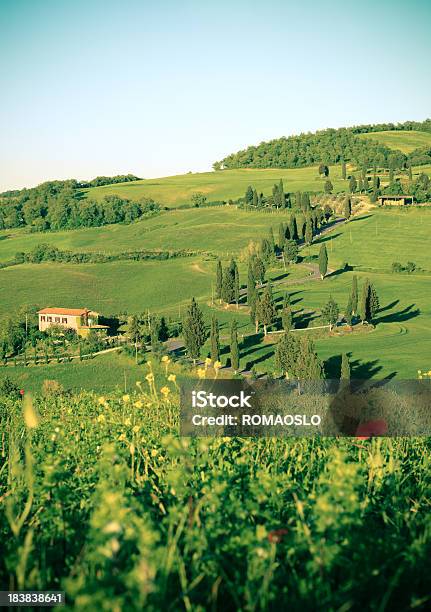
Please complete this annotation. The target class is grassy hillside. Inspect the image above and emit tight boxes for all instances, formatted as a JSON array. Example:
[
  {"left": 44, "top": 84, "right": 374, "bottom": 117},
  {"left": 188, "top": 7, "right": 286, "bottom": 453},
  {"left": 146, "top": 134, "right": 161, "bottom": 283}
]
[
  {"left": 0, "top": 207, "right": 296, "bottom": 261},
  {"left": 83, "top": 165, "right": 347, "bottom": 206},
  {"left": 358, "top": 130, "right": 431, "bottom": 154}
]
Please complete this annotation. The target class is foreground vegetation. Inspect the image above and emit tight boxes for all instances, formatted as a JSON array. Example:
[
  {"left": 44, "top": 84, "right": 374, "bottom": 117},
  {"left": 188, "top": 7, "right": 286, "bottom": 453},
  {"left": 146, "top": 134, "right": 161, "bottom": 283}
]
[{"left": 0, "top": 383, "right": 430, "bottom": 611}]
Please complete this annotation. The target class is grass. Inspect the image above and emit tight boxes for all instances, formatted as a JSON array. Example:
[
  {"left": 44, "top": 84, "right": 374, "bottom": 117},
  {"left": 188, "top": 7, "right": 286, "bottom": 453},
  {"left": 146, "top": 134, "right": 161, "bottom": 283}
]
[
  {"left": 358, "top": 130, "right": 431, "bottom": 154},
  {"left": 0, "top": 207, "right": 296, "bottom": 262},
  {"left": 1, "top": 387, "right": 430, "bottom": 609},
  {"left": 82, "top": 165, "right": 348, "bottom": 206}
]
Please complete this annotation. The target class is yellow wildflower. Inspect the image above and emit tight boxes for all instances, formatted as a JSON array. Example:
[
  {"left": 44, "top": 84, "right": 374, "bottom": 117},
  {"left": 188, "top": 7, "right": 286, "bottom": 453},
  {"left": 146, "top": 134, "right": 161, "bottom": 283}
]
[
  {"left": 214, "top": 360, "right": 222, "bottom": 370},
  {"left": 161, "top": 355, "right": 170, "bottom": 363},
  {"left": 23, "top": 394, "right": 39, "bottom": 429},
  {"left": 124, "top": 417, "right": 131, "bottom": 426},
  {"left": 168, "top": 374, "right": 176, "bottom": 382},
  {"left": 160, "top": 386, "right": 170, "bottom": 397},
  {"left": 205, "top": 357, "right": 212, "bottom": 367},
  {"left": 97, "top": 414, "right": 106, "bottom": 423},
  {"left": 134, "top": 400, "right": 143, "bottom": 409},
  {"left": 98, "top": 396, "right": 107, "bottom": 405},
  {"left": 146, "top": 373, "right": 154, "bottom": 382},
  {"left": 122, "top": 394, "right": 130, "bottom": 403},
  {"left": 197, "top": 368, "right": 206, "bottom": 379},
  {"left": 132, "top": 425, "right": 140, "bottom": 433}
]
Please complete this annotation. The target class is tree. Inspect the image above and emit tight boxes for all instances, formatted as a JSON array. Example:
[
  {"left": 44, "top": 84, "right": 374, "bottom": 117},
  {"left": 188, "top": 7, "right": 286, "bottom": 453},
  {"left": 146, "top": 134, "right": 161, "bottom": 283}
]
[
  {"left": 342, "top": 161, "right": 347, "bottom": 180},
  {"left": 351, "top": 275, "right": 358, "bottom": 315},
  {"left": 324, "top": 179, "right": 333, "bottom": 194},
  {"left": 183, "top": 298, "right": 206, "bottom": 362},
  {"left": 278, "top": 223, "right": 286, "bottom": 250},
  {"left": 245, "top": 185, "right": 254, "bottom": 206},
  {"left": 389, "top": 167, "right": 394, "bottom": 185},
  {"left": 251, "top": 255, "right": 266, "bottom": 286},
  {"left": 369, "top": 283, "right": 380, "bottom": 321},
  {"left": 283, "top": 240, "right": 298, "bottom": 265},
  {"left": 281, "top": 303, "right": 293, "bottom": 331},
  {"left": 296, "top": 338, "right": 324, "bottom": 379},
  {"left": 234, "top": 263, "right": 240, "bottom": 307},
  {"left": 288, "top": 216, "right": 297, "bottom": 240},
  {"left": 191, "top": 192, "right": 207, "bottom": 207},
  {"left": 305, "top": 221, "right": 313, "bottom": 245},
  {"left": 230, "top": 319, "right": 240, "bottom": 373},
  {"left": 252, "top": 189, "right": 258, "bottom": 208},
  {"left": 359, "top": 278, "right": 371, "bottom": 322},
  {"left": 222, "top": 259, "right": 237, "bottom": 303},
  {"left": 340, "top": 353, "right": 350, "bottom": 380},
  {"left": 268, "top": 227, "right": 275, "bottom": 252},
  {"left": 345, "top": 294, "right": 353, "bottom": 326},
  {"left": 344, "top": 196, "right": 352, "bottom": 220},
  {"left": 349, "top": 176, "right": 357, "bottom": 193},
  {"left": 322, "top": 296, "right": 339, "bottom": 331},
  {"left": 318, "top": 244, "right": 328, "bottom": 279},
  {"left": 256, "top": 285, "right": 276, "bottom": 335},
  {"left": 275, "top": 332, "right": 300, "bottom": 378},
  {"left": 216, "top": 260, "right": 223, "bottom": 302},
  {"left": 408, "top": 165, "right": 413, "bottom": 181},
  {"left": 210, "top": 315, "right": 220, "bottom": 362},
  {"left": 278, "top": 179, "right": 285, "bottom": 207}
]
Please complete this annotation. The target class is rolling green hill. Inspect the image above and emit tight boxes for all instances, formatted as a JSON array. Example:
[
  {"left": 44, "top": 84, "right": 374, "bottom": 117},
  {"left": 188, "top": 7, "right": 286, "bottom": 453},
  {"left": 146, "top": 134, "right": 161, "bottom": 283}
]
[
  {"left": 83, "top": 165, "right": 346, "bottom": 206},
  {"left": 358, "top": 130, "right": 431, "bottom": 154}
]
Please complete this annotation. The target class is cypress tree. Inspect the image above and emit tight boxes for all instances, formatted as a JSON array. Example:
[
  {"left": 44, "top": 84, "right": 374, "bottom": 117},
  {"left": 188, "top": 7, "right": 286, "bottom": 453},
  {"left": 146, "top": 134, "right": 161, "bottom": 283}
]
[
  {"left": 289, "top": 215, "right": 297, "bottom": 240},
  {"left": 278, "top": 223, "right": 286, "bottom": 250},
  {"left": 247, "top": 259, "right": 256, "bottom": 305},
  {"left": 389, "top": 167, "right": 394, "bottom": 185},
  {"left": 340, "top": 353, "right": 350, "bottom": 379},
  {"left": 252, "top": 255, "right": 266, "bottom": 286},
  {"left": 275, "top": 331, "right": 300, "bottom": 378},
  {"left": 257, "top": 284, "right": 276, "bottom": 335},
  {"left": 222, "top": 259, "right": 236, "bottom": 303},
  {"left": 359, "top": 278, "right": 371, "bottom": 322},
  {"left": 268, "top": 227, "right": 275, "bottom": 252},
  {"left": 297, "top": 337, "right": 324, "bottom": 379},
  {"left": 369, "top": 283, "right": 380, "bottom": 321},
  {"left": 305, "top": 221, "right": 313, "bottom": 245},
  {"left": 281, "top": 304, "right": 293, "bottom": 331},
  {"left": 358, "top": 177, "right": 364, "bottom": 192},
  {"left": 363, "top": 176, "right": 369, "bottom": 192},
  {"left": 408, "top": 165, "right": 413, "bottom": 181},
  {"left": 230, "top": 319, "right": 239, "bottom": 373},
  {"left": 234, "top": 262, "right": 240, "bottom": 307},
  {"left": 342, "top": 161, "right": 347, "bottom": 180},
  {"left": 324, "top": 179, "right": 333, "bottom": 194},
  {"left": 318, "top": 244, "right": 328, "bottom": 279},
  {"left": 245, "top": 185, "right": 254, "bottom": 206},
  {"left": 252, "top": 189, "right": 258, "bottom": 208},
  {"left": 322, "top": 295, "right": 339, "bottom": 331},
  {"left": 344, "top": 196, "right": 352, "bottom": 220},
  {"left": 351, "top": 275, "right": 358, "bottom": 315},
  {"left": 345, "top": 294, "right": 353, "bottom": 326},
  {"left": 183, "top": 297, "right": 207, "bottom": 362},
  {"left": 284, "top": 240, "right": 298, "bottom": 265},
  {"left": 216, "top": 259, "right": 223, "bottom": 301},
  {"left": 279, "top": 179, "right": 284, "bottom": 207},
  {"left": 349, "top": 176, "right": 357, "bottom": 193},
  {"left": 210, "top": 315, "right": 220, "bottom": 362}
]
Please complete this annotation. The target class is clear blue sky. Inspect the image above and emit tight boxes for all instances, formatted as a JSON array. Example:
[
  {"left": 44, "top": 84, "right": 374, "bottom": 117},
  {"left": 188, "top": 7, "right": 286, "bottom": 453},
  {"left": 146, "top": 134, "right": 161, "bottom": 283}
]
[{"left": 1, "top": 0, "right": 430, "bottom": 191}]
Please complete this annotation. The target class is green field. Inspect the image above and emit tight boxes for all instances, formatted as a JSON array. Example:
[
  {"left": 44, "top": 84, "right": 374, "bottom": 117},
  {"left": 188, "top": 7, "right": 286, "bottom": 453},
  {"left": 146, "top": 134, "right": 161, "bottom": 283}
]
[
  {"left": 0, "top": 207, "right": 297, "bottom": 262},
  {"left": 83, "top": 165, "right": 347, "bottom": 206},
  {"left": 358, "top": 130, "right": 431, "bottom": 153}
]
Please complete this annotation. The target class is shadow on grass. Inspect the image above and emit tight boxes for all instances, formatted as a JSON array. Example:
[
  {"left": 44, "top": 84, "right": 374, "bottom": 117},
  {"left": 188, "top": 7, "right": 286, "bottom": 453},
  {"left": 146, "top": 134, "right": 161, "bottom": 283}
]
[{"left": 374, "top": 303, "right": 420, "bottom": 325}]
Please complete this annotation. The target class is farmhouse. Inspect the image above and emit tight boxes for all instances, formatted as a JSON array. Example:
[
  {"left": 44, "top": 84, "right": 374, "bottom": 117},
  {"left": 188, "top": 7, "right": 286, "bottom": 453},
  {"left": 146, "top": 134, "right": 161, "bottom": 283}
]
[
  {"left": 378, "top": 195, "right": 414, "bottom": 206},
  {"left": 38, "top": 307, "right": 109, "bottom": 338}
]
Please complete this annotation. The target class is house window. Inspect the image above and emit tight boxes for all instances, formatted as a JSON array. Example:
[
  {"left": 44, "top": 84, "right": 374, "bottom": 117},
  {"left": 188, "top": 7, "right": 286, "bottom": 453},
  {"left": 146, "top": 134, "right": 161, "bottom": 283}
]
[
  {"left": 55, "top": 317, "right": 60, "bottom": 323},
  {"left": 62, "top": 317, "right": 67, "bottom": 323},
  {"left": 41, "top": 316, "right": 46, "bottom": 322},
  {"left": 47, "top": 317, "right": 52, "bottom": 322}
]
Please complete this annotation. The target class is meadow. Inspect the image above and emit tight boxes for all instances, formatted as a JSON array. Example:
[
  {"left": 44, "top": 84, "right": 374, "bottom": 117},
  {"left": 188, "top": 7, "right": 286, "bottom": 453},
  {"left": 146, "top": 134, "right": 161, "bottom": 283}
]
[
  {"left": 1, "top": 385, "right": 430, "bottom": 610},
  {"left": 82, "top": 165, "right": 347, "bottom": 206},
  {"left": 358, "top": 130, "right": 431, "bottom": 154}
]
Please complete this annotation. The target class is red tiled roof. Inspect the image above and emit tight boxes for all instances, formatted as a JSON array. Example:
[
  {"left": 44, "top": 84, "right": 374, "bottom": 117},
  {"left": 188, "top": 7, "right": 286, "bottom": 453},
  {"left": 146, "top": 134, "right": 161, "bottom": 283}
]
[{"left": 38, "top": 307, "right": 89, "bottom": 316}]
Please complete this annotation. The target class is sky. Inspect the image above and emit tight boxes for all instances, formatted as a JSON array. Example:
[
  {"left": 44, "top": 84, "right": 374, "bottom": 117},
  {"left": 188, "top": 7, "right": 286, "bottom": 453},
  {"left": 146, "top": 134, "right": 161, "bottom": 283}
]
[{"left": 0, "top": 0, "right": 430, "bottom": 191}]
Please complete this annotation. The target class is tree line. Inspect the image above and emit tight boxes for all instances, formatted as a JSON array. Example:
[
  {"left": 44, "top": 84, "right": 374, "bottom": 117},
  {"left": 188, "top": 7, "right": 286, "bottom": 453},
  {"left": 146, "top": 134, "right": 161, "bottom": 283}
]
[
  {"left": 0, "top": 180, "right": 160, "bottom": 230},
  {"left": 213, "top": 120, "right": 431, "bottom": 171}
]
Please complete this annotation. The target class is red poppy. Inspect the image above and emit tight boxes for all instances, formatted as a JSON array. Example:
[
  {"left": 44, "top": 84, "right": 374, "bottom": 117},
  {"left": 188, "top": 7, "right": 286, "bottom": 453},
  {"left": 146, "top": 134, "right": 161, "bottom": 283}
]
[
  {"left": 268, "top": 528, "right": 288, "bottom": 543},
  {"left": 19, "top": 389, "right": 25, "bottom": 396},
  {"left": 355, "top": 419, "right": 388, "bottom": 440}
]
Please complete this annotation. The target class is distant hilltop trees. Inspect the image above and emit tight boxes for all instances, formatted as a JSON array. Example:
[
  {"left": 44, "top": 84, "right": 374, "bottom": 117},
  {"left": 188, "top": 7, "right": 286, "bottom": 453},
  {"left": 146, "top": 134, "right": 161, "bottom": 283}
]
[{"left": 213, "top": 119, "right": 431, "bottom": 171}]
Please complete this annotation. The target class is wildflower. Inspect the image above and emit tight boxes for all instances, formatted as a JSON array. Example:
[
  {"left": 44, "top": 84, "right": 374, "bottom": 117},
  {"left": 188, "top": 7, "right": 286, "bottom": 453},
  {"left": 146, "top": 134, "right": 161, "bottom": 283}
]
[
  {"left": 130, "top": 443, "right": 135, "bottom": 455},
  {"left": 97, "top": 414, "right": 106, "bottom": 423},
  {"left": 214, "top": 360, "right": 222, "bottom": 370},
  {"left": 197, "top": 368, "right": 206, "bottom": 379},
  {"left": 118, "top": 433, "right": 126, "bottom": 441},
  {"left": 124, "top": 417, "right": 131, "bottom": 426},
  {"left": 135, "top": 380, "right": 142, "bottom": 387},
  {"left": 122, "top": 394, "right": 130, "bottom": 403},
  {"left": 205, "top": 357, "right": 212, "bottom": 367},
  {"left": 160, "top": 386, "right": 170, "bottom": 397},
  {"left": 151, "top": 449, "right": 158, "bottom": 457},
  {"left": 98, "top": 396, "right": 107, "bottom": 405},
  {"left": 168, "top": 374, "right": 176, "bottom": 383},
  {"left": 161, "top": 355, "right": 170, "bottom": 363},
  {"left": 103, "top": 521, "right": 122, "bottom": 534},
  {"left": 146, "top": 373, "right": 154, "bottom": 382},
  {"left": 134, "top": 400, "right": 143, "bottom": 409},
  {"left": 132, "top": 425, "right": 140, "bottom": 433}
]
